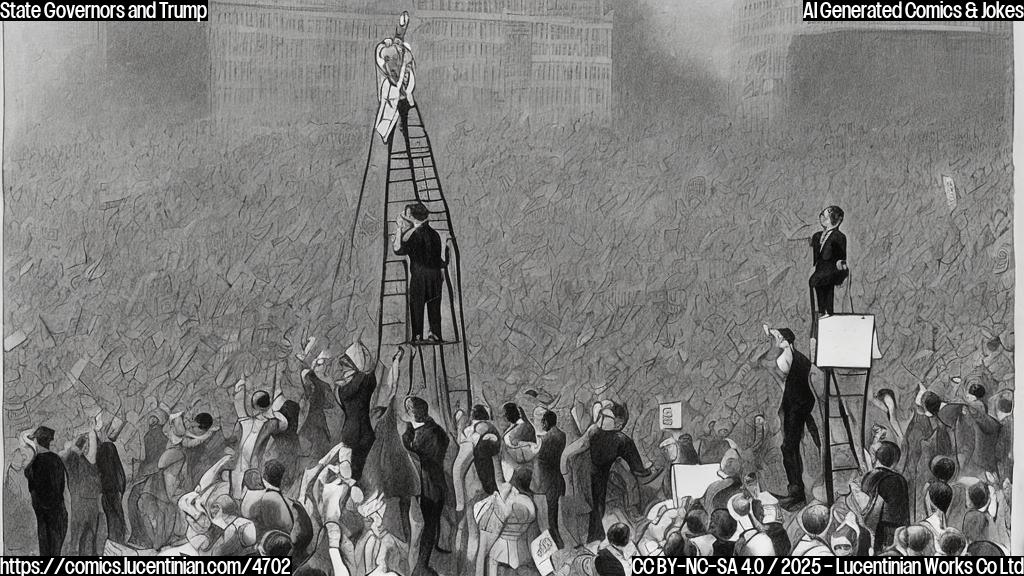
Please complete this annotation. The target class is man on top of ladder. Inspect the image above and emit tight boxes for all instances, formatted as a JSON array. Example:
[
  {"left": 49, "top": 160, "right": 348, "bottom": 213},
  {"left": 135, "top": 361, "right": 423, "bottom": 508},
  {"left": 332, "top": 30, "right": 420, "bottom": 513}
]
[{"left": 375, "top": 12, "right": 416, "bottom": 143}]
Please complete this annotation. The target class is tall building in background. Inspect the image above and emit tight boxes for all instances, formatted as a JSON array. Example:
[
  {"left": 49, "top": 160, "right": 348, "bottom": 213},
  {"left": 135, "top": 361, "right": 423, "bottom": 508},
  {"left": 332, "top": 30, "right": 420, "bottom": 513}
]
[
  {"left": 414, "top": 0, "right": 612, "bottom": 122},
  {"left": 731, "top": 0, "right": 1011, "bottom": 122},
  {"left": 207, "top": 0, "right": 612, "bottom": 126},
  {"left": 208, "top": 0, "right": 404, "bottom": 125}
]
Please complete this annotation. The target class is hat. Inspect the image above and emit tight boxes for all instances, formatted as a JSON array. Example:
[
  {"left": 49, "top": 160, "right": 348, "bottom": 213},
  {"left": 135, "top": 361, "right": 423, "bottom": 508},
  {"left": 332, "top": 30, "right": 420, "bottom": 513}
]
[
  {"left": 659, "top": 437, "right": 677, "bottom": 449},
  {"left": 341, "top": 341, "right": 372, "bottom": 374},
  {"left": 29, "top": 426, "right": 55, "bottom": 442}
]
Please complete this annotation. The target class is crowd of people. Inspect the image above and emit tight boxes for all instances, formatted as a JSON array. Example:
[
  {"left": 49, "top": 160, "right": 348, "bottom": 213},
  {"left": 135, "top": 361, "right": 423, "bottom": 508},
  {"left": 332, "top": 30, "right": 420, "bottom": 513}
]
[{"left": 5, "top": 325, "right": 1014, "bottom": 573}]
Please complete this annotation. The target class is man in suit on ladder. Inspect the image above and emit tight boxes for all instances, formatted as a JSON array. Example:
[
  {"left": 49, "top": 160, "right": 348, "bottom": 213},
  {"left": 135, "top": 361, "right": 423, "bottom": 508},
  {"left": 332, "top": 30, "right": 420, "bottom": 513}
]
[
  {"left": 809, "top": 205, "right": 849, "bottom": 319},
  {"left": 393, "top": 202, "right": 446, "bottom": 343}
]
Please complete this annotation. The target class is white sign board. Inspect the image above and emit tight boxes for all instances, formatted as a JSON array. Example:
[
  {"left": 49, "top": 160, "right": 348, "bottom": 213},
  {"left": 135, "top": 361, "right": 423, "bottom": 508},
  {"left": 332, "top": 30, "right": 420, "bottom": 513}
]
[
  {"left": 531, "top": 531, "right": 558, "bottom": 575},
  {"left": 659, "top": 402, "right": 684, "bottom": 430},
  {"left": 671, "top": 463, "right": 722, "bottom": 507},
  {"left": 816, "top": 314, "right": 878, "bottom": 369},
  {"left": 942, "top": 175, "right": 957, "bottom": 211}
]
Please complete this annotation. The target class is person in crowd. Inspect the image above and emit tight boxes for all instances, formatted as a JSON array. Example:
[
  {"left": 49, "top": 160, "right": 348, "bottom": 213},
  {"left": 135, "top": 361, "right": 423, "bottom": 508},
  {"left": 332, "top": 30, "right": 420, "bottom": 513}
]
[
  {"left": 243, "top": 460, "right": 294, "bottom": 540},
  {"left": 499, "top": 402, "right": 536, "bottom": 480},
  {"left": 127, "top": 413, "right": 169, "bottom": 548},
  {"left": 584, "top": 403, "right": 653, "bottom": 543},
  {"left": 522, "top": 407, "right": 566, "bottom": 549},
  {"left": 995, "top": 396, "right": 1013, "bottom": 481},
  {"left": 354, "top": 492, "right": 408, "bottom": 576},
  {"left": 859, "top": 440, "right": 909, "bottom": 548},
  {"left": 62, "top": 425, "right": 102, "bottom": 555},
  {"left": 299, "top": 346, "right": 337, "bottom": 462},
  {"left": 266, "top": 400, "right": 302, "bottom": 494},
  {"left": 474, "top": 468, "right": 537, "bottom": 576},
  {"left": 764, "top": 327, "right": 819, "bottom": 510},
  {"left": 95, "top": 415, "right": 128, "bottom": 544},
  {"left": 904, "top": 525, "right": 935, "bottom": 556},
  {"left": 402, "top": 396, "right": 449, "bottom": 576},
  {"left": 161, "top": 410, "right": 218, "bottom": 502},
  {"left": 829, "top": 512, "right": 862, "bottom": 557},
  {"left": 963, "top": 481, "right": 996, "bottom": 543},
  {"left": 964, "top": 540, "right": 1005, "bottom": 556},
  {"left": 594, "top": 523, "right": 632, "bottom": 576},
  {"left": 791, "top": 504, "right": 834, "bottom": 556},
  {"left": 327, "top": 341, "right": 378, "bottom": 483},
  {"left": 809, "top": 205, "right": 849, "bottom": 317},
  {"left": 702, "top": 444, "right": 745, "bottom": 512},
  {"left": 683, "top": 508, "right": 715, "bottom": 556},
  {"left": 708, "top": 509, "right": 737, "bottom": 556},
  {"left": 23, "top": 426, "right": 67, "bottom": 556},
  {"left": 747, "top": 493, "right": 790, "bottom": 556},
  {"left": 925, "top": 455, "right": 968, "bottom": 529},
  {"left": 919, "top": 389, "right": 973, "bottom": 482},
  {"left": 6, "top": 440, "right": 36, "bottom": 555},
  {"left": 233, "top": 377, "right": 288, "bottom": 498},
  {"left": 393, "top": 202, "right": 446, "bottom": 343},
  {"left": 938, "top": 528, "right": 967, "bottom": 557}
]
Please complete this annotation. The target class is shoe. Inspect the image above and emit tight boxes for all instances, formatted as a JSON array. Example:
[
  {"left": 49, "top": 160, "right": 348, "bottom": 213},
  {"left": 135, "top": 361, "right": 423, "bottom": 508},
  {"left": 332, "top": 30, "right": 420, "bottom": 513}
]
[
  {"left": 778, "top": 495, "right": 807, "bottom": 512},
  {"left": 426, "top": 334, "right": 443, "bottom": 344}
]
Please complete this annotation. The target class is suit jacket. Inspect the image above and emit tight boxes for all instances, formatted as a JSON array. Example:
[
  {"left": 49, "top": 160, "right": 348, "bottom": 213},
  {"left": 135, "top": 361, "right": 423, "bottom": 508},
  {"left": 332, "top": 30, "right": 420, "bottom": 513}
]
[
  {"left": 594, "top": 548, "right": 627, "bottom": 576},
  {"left": 810, "top": 229, "right": 848, "bottom": 287},
  {"left": 531, "top": 426, "right": 566, "bottom": 496},
  {"left": 861, "top": 466, "right": 910, "bottom": 527},
  {"left": 403, "top": 418, "right": 450, "bottom": 503},
  {"left": 395, "top": 223, "right": 445, "bottom": 276},
  {"left": 782, "top": 348, "right": 815, "bottom": 409},
  {"left": 332, "top": 371, "right": 377, "bottom": 449}
]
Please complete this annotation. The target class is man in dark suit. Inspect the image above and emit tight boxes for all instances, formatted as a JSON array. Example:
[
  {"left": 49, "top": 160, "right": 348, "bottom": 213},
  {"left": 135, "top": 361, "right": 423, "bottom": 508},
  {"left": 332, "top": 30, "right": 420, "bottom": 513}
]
[
  {"left": 527, "top": 408, "right": 566, "bottom": 549},
  {"left": 594, "top": 523, "right": 631, "bottom": 576},
  {"left": 766, "top": 327, "right": 818, "bottom": 510},
  {"left": 393, "top": 202, "right": 446, "bottom": 343},
  {"left": 809, "top": 205, "right": 849, "bottom": 317},
  {"left": 860, "top": 440, "right": 910, "bottom": 548},
  {"left": 587, "top": 404, "right": 653, "bottom": 543},
  {"left": 402, "top": 396, "right": 449, "bottom": 576},
  {"left": 23, "top": 426, "right": 68, "bottom": 556}
]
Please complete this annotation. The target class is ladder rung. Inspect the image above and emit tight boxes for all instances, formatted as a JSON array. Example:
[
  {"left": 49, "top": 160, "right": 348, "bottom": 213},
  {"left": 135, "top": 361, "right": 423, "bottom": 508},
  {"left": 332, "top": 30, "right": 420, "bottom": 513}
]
[
  {"left": 388, "top": 178, "right": 416, "bottom": 184},
  {"left": 831, "top": 466, "right": 861, "bottom": 472},
  {"left": 384, "top": 279, "right": 406, "bottom": 284},
  {"left": 381, "top": 321, "right": 405, "bottom": 327},
  {"left": 830, "top": 442, "right": 854, "bottom": 448}
]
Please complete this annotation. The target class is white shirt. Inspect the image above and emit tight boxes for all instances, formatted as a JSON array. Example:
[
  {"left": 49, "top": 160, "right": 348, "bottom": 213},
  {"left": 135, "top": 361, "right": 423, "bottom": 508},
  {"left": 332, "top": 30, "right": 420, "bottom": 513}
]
[{"left": 776, "top": 345, "right": 793, "bottom": 375}]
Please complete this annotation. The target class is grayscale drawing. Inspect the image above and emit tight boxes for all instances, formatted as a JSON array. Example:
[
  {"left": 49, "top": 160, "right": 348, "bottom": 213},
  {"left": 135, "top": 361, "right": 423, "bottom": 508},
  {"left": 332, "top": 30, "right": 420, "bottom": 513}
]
[{"left": 2, "top": 0, "right": 1016, "bottom": 571}]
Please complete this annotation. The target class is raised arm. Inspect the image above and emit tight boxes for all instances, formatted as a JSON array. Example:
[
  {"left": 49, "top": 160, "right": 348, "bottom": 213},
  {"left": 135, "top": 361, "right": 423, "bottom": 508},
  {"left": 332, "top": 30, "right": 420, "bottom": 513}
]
[
  {"left": 85, "top": 427, "right": 98, "bottom": 464},
  {"left": 18, "top": 429, "right": 38, "bottom": 456},
  {"left": 233, "top": 378, "right": 249, "bottom": 419},
  {"left": 198, "top": 453, "right": 233, "bottom": 494}
]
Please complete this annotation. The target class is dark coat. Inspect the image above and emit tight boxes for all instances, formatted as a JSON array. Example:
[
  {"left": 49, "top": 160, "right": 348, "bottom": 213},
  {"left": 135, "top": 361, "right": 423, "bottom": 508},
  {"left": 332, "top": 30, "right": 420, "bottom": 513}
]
[
  {"left": 594, "top": 548, "right": 626, "bottom": 576},
  {"left": 532, "top": 426, "right": 566, "bottom": 496},
  {"left": 861, "top": 466, "right": 910, "bottom": 528},
  {"left": 402, "top": 418, "right": 449, "bottom": 503},
  {"left": 809, "top": 229, "right": 848, "bottom": 288}
]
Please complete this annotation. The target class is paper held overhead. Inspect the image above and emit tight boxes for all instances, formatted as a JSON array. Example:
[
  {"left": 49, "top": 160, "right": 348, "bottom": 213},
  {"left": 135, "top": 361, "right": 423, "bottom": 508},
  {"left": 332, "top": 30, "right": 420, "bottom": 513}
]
[{"left": 659, "top": 402, "right": 684, "bottom": 430}]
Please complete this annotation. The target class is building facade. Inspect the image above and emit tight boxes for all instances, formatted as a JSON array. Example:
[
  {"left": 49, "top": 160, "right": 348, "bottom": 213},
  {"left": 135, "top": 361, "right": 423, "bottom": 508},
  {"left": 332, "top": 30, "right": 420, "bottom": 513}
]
[
  {"left": 730, "top": 0, "right": 1011, "bottom": 121},
  {"left": 208, "top": 0, "right": 612, "bottom": 125}
]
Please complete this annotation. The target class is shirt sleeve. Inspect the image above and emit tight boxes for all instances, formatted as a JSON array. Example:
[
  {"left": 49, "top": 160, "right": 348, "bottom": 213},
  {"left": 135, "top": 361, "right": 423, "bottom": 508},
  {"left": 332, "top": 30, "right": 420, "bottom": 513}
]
[{"left": 618, "top": 435, "right": 648, "bottom": 475}]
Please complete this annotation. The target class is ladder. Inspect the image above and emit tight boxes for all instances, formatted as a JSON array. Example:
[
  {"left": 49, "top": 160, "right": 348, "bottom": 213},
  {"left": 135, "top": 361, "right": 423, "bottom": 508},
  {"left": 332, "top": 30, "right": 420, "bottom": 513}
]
[
  {"left": 819, "top": 367, "right": 867, "bottom": 505},
  {"left": 377, "top": 102, "right": 473, "bottom": 426}
]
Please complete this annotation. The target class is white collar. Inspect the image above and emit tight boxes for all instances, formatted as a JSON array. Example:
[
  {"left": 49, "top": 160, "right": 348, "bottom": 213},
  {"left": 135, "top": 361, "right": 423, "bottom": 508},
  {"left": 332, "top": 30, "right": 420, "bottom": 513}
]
[{"left": 412, "top": 421, "right": 426, "bottom": 429}]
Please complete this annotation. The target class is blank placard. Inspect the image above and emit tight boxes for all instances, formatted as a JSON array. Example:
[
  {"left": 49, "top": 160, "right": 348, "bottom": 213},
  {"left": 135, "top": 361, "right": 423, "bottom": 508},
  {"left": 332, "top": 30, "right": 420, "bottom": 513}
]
[{"left": 816, "top": 314, "right": 876, "bottom": 369}]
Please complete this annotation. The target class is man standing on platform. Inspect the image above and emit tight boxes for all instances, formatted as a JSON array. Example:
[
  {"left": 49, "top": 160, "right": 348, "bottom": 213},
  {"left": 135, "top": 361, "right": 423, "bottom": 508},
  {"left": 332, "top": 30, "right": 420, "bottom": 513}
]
[
  {"left": 809, "top": 205, "right": 849, "bottom": 318},
  {"left": 393, "top": 202, "right": 446, "bottom": 344},
  {"left": 765, "top": 327, "right": 820, "bottom": 511}
]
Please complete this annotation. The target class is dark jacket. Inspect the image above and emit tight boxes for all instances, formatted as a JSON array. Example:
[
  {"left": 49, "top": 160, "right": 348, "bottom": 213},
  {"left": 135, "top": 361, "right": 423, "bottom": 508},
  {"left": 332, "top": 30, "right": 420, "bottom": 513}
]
[
  {"left": 782, "top": 348, "right": 815, "bottom": 410},
  {"left": 333, "top": 372, "right": 377, "bottom": 450},
  {"left": 594, "top": 548, "right": 626, "bottom": 576},
  {"left": 96, "top": 441, "right": 126, "bottom": 495},
  {"left": 532, "top": 426, "right": 566, "bottom": 496},
  {"left": 25, "top": 452, "right": 67, "bottom": 511},
  {"left": 395, "top": 224, "right": 445, "bottom": 275},
  {"left": 861, "top": 466, "right": 910, "bottom": 527},
  {"left": 403, "top": 418, "right": 450, "bottom": 503},
  {"left": 810, "top": 229, "right": 848, "bottom": 287}
]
